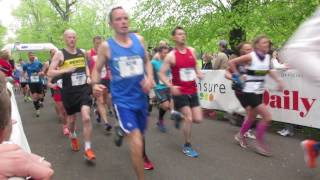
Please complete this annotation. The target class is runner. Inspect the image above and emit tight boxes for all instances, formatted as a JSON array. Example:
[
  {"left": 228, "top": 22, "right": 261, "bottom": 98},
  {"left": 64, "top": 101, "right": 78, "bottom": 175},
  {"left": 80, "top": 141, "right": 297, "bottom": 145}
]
[
  {"left": 47, "top": 49, "right": 69, "bottom": 136},
  {"left": 18, "top": 59, "right": 31, "bottom": 102},
  {"left": 225, "top": 42, "right": 256, "bottom": 139},
  {"left": 88, "top": 36, "right": 112, "bottom": 132},
  {"left": 48, "top": 29, "right": 96, "bottom": 161},
  {"left": 228, "top": 35, "right": 284, "bottom": 156},
  {"left": 279, "top": 9, "right": 320, "bottom": 168},
  {"left": 92, "top": 7, "right": 154, "bottom": 180},
  {"left": 159, "top": 26, "right": 203, "bottom": 158},
  {"left": 23, "top": 52, "right": 44, "bottom": 117}
]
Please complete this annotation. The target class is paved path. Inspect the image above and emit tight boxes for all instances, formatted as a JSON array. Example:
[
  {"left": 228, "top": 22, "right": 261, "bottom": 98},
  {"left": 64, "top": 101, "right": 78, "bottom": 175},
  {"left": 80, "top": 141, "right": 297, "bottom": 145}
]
[{"left": 16, "top": 92, "right": 320, "bottom": 180}]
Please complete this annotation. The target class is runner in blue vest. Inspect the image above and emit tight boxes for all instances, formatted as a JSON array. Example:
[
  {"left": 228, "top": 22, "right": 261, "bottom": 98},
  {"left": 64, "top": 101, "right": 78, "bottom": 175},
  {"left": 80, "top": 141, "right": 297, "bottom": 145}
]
[
  {"left": 92, "top": 7, "right": 154, "bottom": 180},
  {"left": 23, "top": 52, "right": 44, "bottom": 117}
]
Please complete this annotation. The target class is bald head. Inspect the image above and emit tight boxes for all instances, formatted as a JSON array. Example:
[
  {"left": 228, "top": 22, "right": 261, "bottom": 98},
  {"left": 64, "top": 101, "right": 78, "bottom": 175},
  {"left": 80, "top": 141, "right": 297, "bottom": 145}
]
[{"left": 64, "top": 29, "right": 77, "bottom": 48}]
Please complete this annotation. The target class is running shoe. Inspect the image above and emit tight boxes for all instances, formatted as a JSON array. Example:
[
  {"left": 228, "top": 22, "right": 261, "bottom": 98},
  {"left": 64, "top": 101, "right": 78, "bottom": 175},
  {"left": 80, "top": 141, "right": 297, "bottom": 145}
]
[
  {"left": 63, "top": 125, "right": 70, "bottom": 136},
  {"left": 24, "top": 96, "right": 28, "bottom": 102},
  {"left": 114, "top": 126, "right": 124, "bottom": 147},
  {"left": 234, "top": 133, "right": 248, "bottom": 148},
  {"left": 244, "top": 129, "right": 256, "bottom": 139},
  {"left": 27, "top": 96, "right": 32, "bottom": 102},
  {"left": 278, "top": 128, "right": 294, "bottom": 137},
  {"left": 84, "top": 149, "right": 96, "bottom": 161},
  {"left": 144, "top": 159, "right": 154, "bottom": 170},
  {"left": 71, "top": 138, "right": 80, "bottom": 152},
  {"left": 255, "top": 143, "right": 272, "bottom": 157},
  {"left": 156, "top": 121, "right": 167, "bottom": 133},
  {"left": 301, "top": 140, "right": 318, "bottom": 168},
  {"left": 104, "top": 123, "right": 113, "bottom": 132},
  {"left": 170, "top": 111, "right": 183, "bottom": 129},
  {"left": 182, "top": 144, "right": 199, "bottom": 158},
  {"left": 36, "top": 110, "right": 40, "bottom": 117}
]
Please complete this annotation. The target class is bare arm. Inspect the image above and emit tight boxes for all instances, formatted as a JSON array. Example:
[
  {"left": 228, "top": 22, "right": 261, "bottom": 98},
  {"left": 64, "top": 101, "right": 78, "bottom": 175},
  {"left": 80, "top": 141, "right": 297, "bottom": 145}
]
[
  {"left": 48, "top": 51, "right": 72, "bottom": 77},
  {"left": 189, "top": 47, "right": 203, "bottom": 78},
  {"left": 92, "top": 42, "right": 109, "bottom": 84},
  {"left": 137, "top": 35, "right": 153, "bottom": 81},
  {"left": 228, "top": 54, "right": 252, "bottom": 74},
  {"left": 159, "top": 52, "right": 174, "bottom": 88}
]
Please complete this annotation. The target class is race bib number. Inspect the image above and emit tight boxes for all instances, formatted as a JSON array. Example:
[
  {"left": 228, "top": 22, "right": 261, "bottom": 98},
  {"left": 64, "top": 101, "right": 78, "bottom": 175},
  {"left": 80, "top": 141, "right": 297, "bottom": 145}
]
[
  {"left": 179, "top": 68, "right": 196, "bottom": 82},
  {"left": 30, "top": 75, "right": 40, "bottom": 83},
  {"left": 101, "top": 67, "right": 107, "bottom": 78},
  {"left": 71, "top": 72, "right": 86, "bottom": 86},
  {"left": 118, "top": 56, "right": 144, "bottom": 78}
]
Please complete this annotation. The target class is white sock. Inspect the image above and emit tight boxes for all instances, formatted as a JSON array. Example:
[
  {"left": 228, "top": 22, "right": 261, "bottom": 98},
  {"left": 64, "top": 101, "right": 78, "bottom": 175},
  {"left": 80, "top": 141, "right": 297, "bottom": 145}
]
[{"left": 85, "top": 141, "right": 91, "bottom": 151}]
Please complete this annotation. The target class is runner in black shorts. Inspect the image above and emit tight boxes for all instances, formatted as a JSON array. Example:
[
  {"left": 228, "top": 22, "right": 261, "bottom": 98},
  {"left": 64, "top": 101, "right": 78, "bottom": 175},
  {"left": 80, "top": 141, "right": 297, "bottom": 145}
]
[
  {"left": 229, "top": 35, "right": 284, "bottom": 156},
  {"left": 48, "top": 29, "right": 96, "bottom": 161},
  {"left": 87, "top": 36, "right": 112, "bottom": 132},
  {"left": 23, "top": 52, "right": 44, "bottom": 117},
  {"left": 159, "top": 26, "right": 203, "bottom": 158}
]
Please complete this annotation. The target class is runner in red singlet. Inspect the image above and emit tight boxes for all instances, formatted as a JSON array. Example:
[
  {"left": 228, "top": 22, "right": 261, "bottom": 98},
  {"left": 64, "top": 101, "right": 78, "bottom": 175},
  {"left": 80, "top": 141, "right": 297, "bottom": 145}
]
[{"left": 159, "top": 26, "right": 203, "bottom": 158}]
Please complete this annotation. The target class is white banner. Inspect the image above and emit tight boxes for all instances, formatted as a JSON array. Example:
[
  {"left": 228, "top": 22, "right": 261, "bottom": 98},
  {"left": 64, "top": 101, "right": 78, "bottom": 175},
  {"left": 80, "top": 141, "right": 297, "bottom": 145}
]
[{"left": 198, "top": 70, "right": 320, "bottom": 129}]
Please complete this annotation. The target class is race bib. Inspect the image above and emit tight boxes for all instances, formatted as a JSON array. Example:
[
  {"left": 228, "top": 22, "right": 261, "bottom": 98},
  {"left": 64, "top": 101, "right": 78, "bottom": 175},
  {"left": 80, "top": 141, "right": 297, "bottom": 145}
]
[
  {"left": 179, "top": 68, "right": 196, "bottom": 82},
  {"left": 57, "top": 79, "right": 63, "bottom": 88},
  {"left": 30, "top": 75, "right": 40, "bottom": 83},
  {"left": 118, "top": 56, "right": 144, "bottom": 78},
  {"left": 20, "top": 76, "right": 27, "bottom": 83},
  {"left": 71, "top": 72, "right": 86, "bottom": 86},
  {"left": 101, "top": 67, "right": 107, "bottom": 78}
]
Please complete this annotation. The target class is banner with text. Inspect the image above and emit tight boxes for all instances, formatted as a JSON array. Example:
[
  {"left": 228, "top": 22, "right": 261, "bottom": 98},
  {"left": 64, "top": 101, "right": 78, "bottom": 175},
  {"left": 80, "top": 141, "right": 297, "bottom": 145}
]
[{"left": 198, "top": 70, "right": 320, "bottom": 129}]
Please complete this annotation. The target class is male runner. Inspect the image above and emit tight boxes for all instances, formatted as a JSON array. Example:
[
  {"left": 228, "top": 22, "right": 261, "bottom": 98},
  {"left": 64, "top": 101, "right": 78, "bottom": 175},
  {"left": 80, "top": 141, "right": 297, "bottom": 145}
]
[
  {"left": 18, "top": 59, "right": 31, "bottom": 101},
  {"left": 159, "top": 26, "right": 203, "bottom": 158},
  {"left": 23, "top": 52, "right": 44, "bottom": 117},
  {"left": 92, "top": 7, "right": 154, "bottom": 180},
  {"left": 88, "top": 36, "right": 112, "bottom": 131},
  {"left": 48, "top": 29, "right": 95, "bottom": 161}
]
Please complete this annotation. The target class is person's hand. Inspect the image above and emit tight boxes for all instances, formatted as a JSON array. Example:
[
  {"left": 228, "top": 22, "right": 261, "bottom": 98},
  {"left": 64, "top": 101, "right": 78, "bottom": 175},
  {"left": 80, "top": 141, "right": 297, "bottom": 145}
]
[
  {"left": 170, "top": 86, "right": 181, "bottom": 96},
  {"left": 141, "top": 78, "right": 154, "bottom": 93},
  {"left": 92, "top": 84, "right": 106, "bottom": 97},
  {"left": 63, "top": 67, "right": 76, "bottom": 74}
]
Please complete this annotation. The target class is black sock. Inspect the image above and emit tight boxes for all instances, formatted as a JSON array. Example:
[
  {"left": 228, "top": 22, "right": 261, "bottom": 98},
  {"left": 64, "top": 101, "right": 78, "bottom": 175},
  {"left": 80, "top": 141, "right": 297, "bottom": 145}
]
[
  {"left": 33, "top": 101, "right": 40, "bottom": 110},
  {"left": 159, "top": 108, "right": 166, "bottom": 120},
  {"left": 185, "top": 142, "right": 191, "bottom": 147}
]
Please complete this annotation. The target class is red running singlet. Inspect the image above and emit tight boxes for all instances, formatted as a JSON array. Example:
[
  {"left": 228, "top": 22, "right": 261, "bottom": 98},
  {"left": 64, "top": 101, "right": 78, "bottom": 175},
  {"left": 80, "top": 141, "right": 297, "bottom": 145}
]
[{"left": 171, "top": 48, "right": 197, "bottom": 95}]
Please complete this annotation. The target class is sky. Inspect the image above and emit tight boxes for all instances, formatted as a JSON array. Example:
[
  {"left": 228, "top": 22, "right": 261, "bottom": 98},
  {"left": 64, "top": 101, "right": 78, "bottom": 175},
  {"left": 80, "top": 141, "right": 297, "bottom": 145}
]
[{"left": 0, "top": 0, "right": 137, "bottom": 42}]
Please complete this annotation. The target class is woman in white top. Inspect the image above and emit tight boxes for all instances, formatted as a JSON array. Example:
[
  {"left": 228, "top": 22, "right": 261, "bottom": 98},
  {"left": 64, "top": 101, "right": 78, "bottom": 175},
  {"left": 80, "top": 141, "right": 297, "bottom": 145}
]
[{"left": 228, "top": 35, "right": 284, "bottom": 156}]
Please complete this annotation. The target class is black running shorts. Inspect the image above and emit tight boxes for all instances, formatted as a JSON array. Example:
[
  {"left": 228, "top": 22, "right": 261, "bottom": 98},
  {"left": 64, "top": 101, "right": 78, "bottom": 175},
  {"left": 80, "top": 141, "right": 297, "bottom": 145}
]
[
  {"left": 29, "top": 83, "right": 43, "bottom": 94},
  {"left": 173, "top": 93, "right": 200, "bottom": 110},
  {"left": 242, "top": 93, "right": 263, "bottom": 108},
  {"left": 61, "top": 85, "right": 92, "bottom": 115}
]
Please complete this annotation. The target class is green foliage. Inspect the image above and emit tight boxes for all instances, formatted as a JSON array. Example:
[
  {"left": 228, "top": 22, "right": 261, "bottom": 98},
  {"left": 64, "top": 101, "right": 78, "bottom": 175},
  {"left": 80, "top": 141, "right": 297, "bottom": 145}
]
[
  {"left": 0, "top": 24, "right": 7, "bottom": 47},
  {"left": 134, "top": 0, "right": 320, "bottom": 52}
]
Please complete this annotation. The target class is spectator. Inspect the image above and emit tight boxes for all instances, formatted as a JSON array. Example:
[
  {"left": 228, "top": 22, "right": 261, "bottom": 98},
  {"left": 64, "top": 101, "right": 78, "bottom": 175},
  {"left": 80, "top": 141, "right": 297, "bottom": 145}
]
[
  {"left": 201, "top": 53, "right": 213, "bottom": 70},
  {"left": 0, "top": 50, "right": 13, "bottom": 77},
  {"left": 213, "top": 40, "right": 230, "bottom": 70},
  {"left": 0, "top": 72, "right": 54, "bottom": 180}
]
